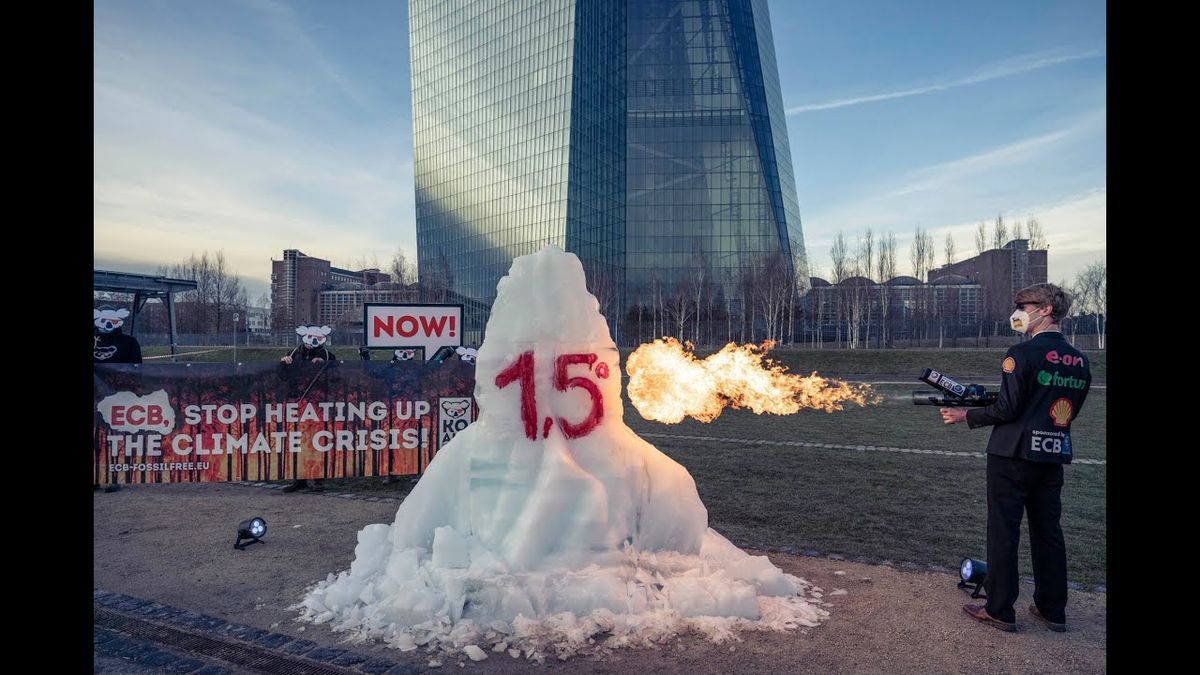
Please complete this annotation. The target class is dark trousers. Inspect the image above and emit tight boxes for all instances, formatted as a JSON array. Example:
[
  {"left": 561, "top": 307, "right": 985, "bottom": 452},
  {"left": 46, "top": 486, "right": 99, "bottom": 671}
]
[{"left": 984, "top": 454, "right": 1068, "bottom": 624}]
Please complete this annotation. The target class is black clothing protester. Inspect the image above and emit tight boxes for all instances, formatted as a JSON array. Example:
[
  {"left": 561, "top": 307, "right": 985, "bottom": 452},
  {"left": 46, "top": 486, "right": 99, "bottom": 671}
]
[
  {"left": 284, "top": 345, "right": 336, "bottom": 363},
  {"left": 965, "top": 330, "right": 1091, "bottom": 624},
  {"left": 94, "top": 330, "right": 143, "bottom": 364},
  {"left": 281, "top": 344, "right": 336, "bottom": 492}
]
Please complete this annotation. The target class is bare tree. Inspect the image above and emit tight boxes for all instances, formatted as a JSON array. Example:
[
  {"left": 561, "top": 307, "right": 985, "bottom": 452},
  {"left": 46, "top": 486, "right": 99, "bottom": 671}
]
[
  {"left": 924, "top": 232, "right": 936, "bottom": 281},
  {"left": 419, "top": 251, "right": 454, "bottom": 303},
  {"left": 750, "top": 253, "right": 792, "bottom": 344},
  {"left": 1013, "top": 218, "right": 1025, "bottom": 242},
  {"left": 859, "top": 230, "right": 875, "bottom": 348},
  {"left": 158, "top": 250, "right": 248, "bottom": 336},
  {"left": 975, "top": 221, "right": 988, "bottom": 256},
  {"left": 1061, "top": 277, "right": 1084, "bottom": 345},
  {"left": 584, "top": 261, "right": 620, "bottom": 342},
  {"left": 690, "top": 245, "right": 710, "bottom": 346},
  {"left": 738, "top": 266, "right": 756, "bottom": 343},
  {"left": 844, "top": 251, "right": 869, "bottom": 348},
  {"left": 909, "top": 226, "right": 932, "bottom": 281},
  {"left": 667, "top": 279, "right": 695, "bottom": 341},
  {"left": 787, "top": 250, "right": 805, "bottom": 345},
  {"left": 648, "top": 270, "right": 664, "bottom": 339},
  {"left": 908, "top": 227, "right": 937, "bottom": 342},
  {"left": 944, "top": 232, "right": 956, "bottom": 267},
  {"left": 831, "top": 232, "right": 849, "bottom": 347},
  {"left": 210, "top": 251, "right": 247, "bottom": 335},
  {"left": 390, "top": 248, "right": 417, "bottom": 285},
  {"left": 992, "top": 214, "right": 1008, "bottom": 250},
  {"left": 806, "top": 263, "right": 823, "bottom": 348},
  {"left": 1027, "top": 218, "right": 1047, "bottom": 250},
  {"left": 1075, "top": 260, "right": 1107, "bottom": 348},
  {"left": 876, "top": 232, "right": 897, "bottom": 348},
  {"left": 723, "top": 271, "right": 735, "bottom": 344},
  {"left": 349, "top": 252, "right": 381, "bottom": 272}
]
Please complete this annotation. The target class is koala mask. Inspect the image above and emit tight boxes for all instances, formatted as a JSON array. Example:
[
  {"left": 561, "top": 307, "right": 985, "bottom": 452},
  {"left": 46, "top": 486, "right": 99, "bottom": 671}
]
[
  {"left": 295, "top": 325, "right": 332, "bottom": 349},
  {"left": 94, "top": 308, "right": 130, "bottom": 335}
]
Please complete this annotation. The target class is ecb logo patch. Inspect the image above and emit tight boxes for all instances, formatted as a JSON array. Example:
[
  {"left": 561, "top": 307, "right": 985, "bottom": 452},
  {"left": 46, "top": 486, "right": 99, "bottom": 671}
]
[
  {"left": 438, "top": 397, "right": 474, "bottom": 445},
  {"left": 1002, "top": 357, "right": 1016, "bottom": 374}
]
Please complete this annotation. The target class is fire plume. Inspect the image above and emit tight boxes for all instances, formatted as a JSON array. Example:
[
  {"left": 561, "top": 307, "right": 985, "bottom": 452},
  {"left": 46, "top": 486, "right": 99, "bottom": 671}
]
[{"left": 626, "top": 338, "right": 879, "bottom": 423}]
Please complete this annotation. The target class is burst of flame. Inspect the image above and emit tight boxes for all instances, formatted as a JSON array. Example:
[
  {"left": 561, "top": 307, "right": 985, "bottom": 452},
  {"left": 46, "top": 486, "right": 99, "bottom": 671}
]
[{"left": 626, "top": 337, "right": 880, "bottom": 423}]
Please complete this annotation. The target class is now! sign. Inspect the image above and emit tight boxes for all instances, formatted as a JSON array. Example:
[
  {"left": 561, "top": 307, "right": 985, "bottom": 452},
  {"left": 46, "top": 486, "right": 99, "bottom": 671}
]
[{"left": 364, "top": 304, "right": 463, "bottom": 358}]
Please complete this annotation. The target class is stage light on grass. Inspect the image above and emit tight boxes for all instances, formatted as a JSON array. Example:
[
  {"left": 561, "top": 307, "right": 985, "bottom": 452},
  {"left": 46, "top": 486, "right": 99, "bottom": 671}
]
[
  {"left": 958, "top": 557, "right": 987, "bottom": 598},
  {"left": 235, "top": 517, "right": 267, "bottom": 550}
]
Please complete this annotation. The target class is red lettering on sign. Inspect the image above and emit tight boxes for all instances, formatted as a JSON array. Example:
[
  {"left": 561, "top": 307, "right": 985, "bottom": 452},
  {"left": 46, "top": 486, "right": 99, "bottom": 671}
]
[
  {"left": 126, "top": 405, "right": 146, "bottom": 425},
  {"left": 147, "top": 406, "right": 164, "bottom": 426},
  {"left": 373, "top": 316, "right": 393, "bottom": 338},
  {"left": 397, "top": 316, "right": 419, "bottom": 337},
  {"left": 419, "top": 315, "right": 448, "bottom": 337},
  {"left": 112, "top": 405, "right": 126, "bottom": 425}
]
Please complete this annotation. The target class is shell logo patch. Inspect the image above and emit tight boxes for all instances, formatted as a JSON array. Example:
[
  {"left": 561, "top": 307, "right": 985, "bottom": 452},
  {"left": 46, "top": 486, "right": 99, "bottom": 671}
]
[
  {"left": 1050, "top": 397, "right": 1074, "bottom": 427},
  {"left": 1002, "top": 357, "right": 1016, "bottom": 374}
]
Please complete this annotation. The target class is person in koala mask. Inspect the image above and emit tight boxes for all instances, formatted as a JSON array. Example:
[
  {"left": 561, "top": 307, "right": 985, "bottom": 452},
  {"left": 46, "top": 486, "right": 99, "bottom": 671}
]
[
  {"left": 281, "top": 325, "right": 337, "bottom": 493},
  {"left": 94, "top": 307, "right": 143, "bottom": 364},
  {"left": 281, "top": 325, "right": 337, "bottom": 365}
]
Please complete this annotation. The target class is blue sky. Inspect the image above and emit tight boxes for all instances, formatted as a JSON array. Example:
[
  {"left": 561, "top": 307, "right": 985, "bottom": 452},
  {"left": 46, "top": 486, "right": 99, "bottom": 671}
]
[{"left": 94, "top": 0, "right": 1105, "bottom": 302}]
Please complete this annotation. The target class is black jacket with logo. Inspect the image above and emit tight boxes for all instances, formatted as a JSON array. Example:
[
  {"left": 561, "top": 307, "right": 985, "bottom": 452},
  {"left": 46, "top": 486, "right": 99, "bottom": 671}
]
[
  {"left": 94, "top": 330, "right": 143, "bottom": 364},
  {"left": 966, "top": 331, "right": 1091, "bottom": 464},
  {"left": 284, "top": 345, "right": 337, "bottom": 363}
]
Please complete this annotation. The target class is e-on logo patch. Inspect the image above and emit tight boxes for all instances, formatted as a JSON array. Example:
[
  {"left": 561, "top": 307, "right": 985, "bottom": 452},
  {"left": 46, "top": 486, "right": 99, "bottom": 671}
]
[
  {"left": 1002, "top": 357, "right": 1016, "bottom": 373},
  {"left": 438, "top": 397, "right": 474, "bottom": 445},
  {"left": 1045, "top": 350, "right": 1085, "bottom": 367}
]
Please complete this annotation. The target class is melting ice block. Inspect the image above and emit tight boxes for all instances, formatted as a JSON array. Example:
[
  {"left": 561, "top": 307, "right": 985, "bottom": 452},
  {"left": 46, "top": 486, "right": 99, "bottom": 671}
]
[{"left": 300, "top": 245, "right": 828, "bottom": 660}]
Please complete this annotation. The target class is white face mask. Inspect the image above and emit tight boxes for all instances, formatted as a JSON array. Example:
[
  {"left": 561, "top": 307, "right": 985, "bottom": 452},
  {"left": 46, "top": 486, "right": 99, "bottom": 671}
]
[{"left": 1010, "top": 305, "right": 1044, "bottom": 334}]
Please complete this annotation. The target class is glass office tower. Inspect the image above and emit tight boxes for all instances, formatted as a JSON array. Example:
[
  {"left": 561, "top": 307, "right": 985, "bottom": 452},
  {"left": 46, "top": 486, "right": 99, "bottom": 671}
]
[{"left": 412, "top": 0, "right": 807, "bottom": 342}]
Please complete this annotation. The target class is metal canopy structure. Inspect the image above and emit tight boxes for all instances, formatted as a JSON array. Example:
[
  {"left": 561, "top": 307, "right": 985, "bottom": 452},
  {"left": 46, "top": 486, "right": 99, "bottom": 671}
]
[{"left": 94, "top": 270, "right": 198, "bottom": 360}]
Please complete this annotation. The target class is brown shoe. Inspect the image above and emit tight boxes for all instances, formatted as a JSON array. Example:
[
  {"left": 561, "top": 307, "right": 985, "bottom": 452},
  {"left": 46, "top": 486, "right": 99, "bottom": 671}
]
[
  {"left": 963, "top": 604, "right": 1016, "bottom": 632},
  {"left": 1029, "top": 604, "right": 1066, "bottom": 632}
]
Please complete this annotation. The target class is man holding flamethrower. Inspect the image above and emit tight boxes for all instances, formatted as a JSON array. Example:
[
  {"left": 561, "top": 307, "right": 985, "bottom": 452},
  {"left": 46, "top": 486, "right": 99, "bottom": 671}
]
[{"left": 927, "top": 283, "right": 1091, "bottom": 633}]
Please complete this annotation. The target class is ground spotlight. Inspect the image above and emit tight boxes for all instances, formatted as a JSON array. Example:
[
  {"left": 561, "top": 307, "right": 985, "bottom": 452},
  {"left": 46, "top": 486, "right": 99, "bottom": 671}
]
[
  {"left": 958, "top": 557, "right": 987, "bottom": 598},
  {"left": 235, "top": 517, "right": 267, "bottom": 550}
]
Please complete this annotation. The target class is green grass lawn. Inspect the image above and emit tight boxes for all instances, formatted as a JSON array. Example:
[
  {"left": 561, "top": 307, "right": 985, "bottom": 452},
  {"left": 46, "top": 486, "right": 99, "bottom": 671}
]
[
  {"left": 133, "top": 345, "right": 1106, "bottom": 587},
  {"left": 622, "top": 346, "right": 1107, "bottom": 380},
  {"left": 145, "top": 344, "right": 1107, "bottom": 380},
  {"left": 296, "top": 387, "right": 1107, "bottom": 588},
  {"left": 142, "top": 347, "right": 296, "bottom": 362}
]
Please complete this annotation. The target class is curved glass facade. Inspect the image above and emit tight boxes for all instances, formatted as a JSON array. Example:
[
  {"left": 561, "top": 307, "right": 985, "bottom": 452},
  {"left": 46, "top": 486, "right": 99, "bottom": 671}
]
[{"left": 412, "top": 0, "right": 807, "bottom": 342}]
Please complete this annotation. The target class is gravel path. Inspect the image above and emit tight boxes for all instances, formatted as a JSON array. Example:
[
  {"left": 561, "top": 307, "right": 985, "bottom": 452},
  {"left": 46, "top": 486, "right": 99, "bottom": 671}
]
[{"left": 95, "top": 483, "right": 1105, "bottom": 673}]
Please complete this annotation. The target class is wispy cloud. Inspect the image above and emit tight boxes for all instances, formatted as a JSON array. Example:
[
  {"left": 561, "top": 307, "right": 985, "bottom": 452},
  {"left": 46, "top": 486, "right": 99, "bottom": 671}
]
[
  {"left": 245, "top": 0, "right": 370, "bottom": 107},
  {"left": 786, "top": 49, "right": 1103, "bottom": 115},
  {"left": 801, "top": 108, "right": 1103, "bottom": 239},
  {"left": 94, "top": 15, "right": 415, "bottom": 290}
]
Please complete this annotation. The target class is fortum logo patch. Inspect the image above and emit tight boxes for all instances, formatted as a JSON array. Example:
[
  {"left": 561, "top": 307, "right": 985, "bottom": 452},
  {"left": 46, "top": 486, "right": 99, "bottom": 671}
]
[
  {"left": 97, "top": 390, "right": 177, "bottom": 434},
  {"left": 439, "top": 397, "right": 474, "bottom": 445}
]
